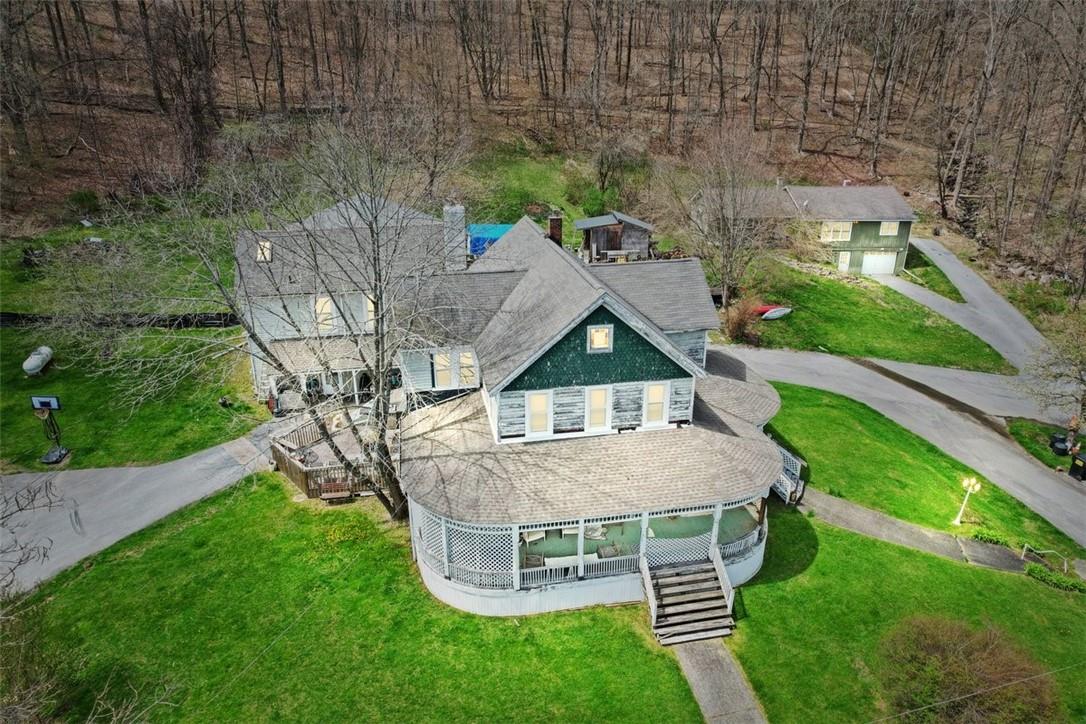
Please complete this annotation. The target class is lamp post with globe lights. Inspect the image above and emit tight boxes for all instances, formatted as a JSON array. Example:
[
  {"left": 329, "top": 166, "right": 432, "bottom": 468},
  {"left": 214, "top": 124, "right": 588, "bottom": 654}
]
[{"left": 953, "top": 477, "right": 981, "bottom": 526}]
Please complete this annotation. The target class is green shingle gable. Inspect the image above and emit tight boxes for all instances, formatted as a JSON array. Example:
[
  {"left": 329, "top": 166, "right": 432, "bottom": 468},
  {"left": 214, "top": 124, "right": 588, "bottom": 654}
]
[{"left": 504, "top": 306, "right": 689, "bottom": 391}]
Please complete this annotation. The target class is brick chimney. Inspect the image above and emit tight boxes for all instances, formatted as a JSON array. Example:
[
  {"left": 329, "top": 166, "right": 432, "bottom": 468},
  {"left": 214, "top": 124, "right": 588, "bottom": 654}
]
[{"left": 547, "top": 213, "right": 563, "bottom": 246}]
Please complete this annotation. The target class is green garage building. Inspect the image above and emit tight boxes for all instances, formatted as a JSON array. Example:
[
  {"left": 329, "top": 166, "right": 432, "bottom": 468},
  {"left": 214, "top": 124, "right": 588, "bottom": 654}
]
[{"left": 755, "top": 184, "right": 917, "bottom": 276}]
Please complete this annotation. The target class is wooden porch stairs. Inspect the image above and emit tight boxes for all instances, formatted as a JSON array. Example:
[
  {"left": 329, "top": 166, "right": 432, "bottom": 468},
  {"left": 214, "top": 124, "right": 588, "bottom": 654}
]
[{"left": 647, "top": 562, "right": 735, "bottom": 645}]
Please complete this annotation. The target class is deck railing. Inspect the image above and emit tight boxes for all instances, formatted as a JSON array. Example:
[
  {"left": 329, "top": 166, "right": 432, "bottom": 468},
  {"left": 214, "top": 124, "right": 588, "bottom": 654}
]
[
  {"left": 719, "top": 518, "right": 768, "bottom": 561},
  {"left": 519, "top": 564, "right": 579, "bottom": 588},
  {"left": 710, "top": 544, "right": 736, "bottom": 613},
  {"left": 270, "top": 441, "right": 377, "bottom": 499},
  {"left": 640, "top": 557, "right": 658, "bottom": 626},
  {"left": 583, "top": 553, "right": 640, "bottom": 579},
  {"left": 448, "top": 564, "right": 514, "bottom": 590}
]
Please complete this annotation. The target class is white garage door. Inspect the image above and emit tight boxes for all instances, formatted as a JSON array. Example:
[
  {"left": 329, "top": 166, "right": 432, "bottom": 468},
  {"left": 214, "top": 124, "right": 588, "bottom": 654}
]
[{"left": 861, "top": 252, "right": 897, "bottom": 275}]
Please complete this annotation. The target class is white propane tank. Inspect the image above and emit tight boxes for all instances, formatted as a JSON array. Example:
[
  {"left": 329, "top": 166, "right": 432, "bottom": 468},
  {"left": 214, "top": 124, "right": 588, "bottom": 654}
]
[{"left": 22, "top": 346, "right": 53, "bottom": 376}]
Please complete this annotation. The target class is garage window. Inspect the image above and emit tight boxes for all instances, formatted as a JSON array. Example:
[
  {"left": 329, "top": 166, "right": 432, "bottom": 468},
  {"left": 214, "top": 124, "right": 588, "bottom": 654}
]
[
  {"left": 879, "top": 221, "right": 900, "bottom": 236},
  {"left": 820, "top": 221, "right": 852, "bottom": 243}
]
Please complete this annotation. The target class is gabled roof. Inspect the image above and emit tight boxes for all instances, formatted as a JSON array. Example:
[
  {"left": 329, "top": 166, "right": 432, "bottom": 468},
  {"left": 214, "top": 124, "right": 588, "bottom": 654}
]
[
  {"left": 588, "top": 259, "right": 720, "bottom": 332},
  {"left": 574, "top": 211, "right": 654, "bottom": 232},
  {"left": 785, "top": 185, "right": 916, "bottom": 222},
  {"left": 469, "top": 217, "right": 701, "bottom": 392}
]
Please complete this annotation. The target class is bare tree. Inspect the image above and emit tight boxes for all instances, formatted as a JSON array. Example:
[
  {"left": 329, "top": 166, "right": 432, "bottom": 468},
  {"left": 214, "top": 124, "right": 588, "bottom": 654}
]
[
  {"left": 1023, "top": 318, "right": 1086, "bottom": 446},
  {"left": 665, "top": 125, "right": 777, "bottom": 308},
  {"left": 45, "top": 105, "right": 467, "bottom": 522}
]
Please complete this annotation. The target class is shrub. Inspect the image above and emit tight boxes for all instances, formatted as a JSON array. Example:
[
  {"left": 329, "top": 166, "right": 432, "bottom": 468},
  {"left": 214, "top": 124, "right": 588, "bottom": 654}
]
[
  {"left": 560, "top": 160, "right": 593, "bottom": 207},
  {"left": 723, "top": 296, "right": 762, "bottom": 344},
  {"left": 879, "top": 616, "right": 1059, "bottom": 723},
  {"left": 474, "top": 185, "right": 548, "bottom": 223},
  {"left": 65, "top": 189, "right": 100, "bottom": 217},
  {"left": 582, "top": 186, "right": 619, "bottom": 218},
  {"left": 1025, "top": 563, "right": 1086, "bottom": 593},
  {"left": 971, "top": 529, "right": 1011, "bottom": 547}
]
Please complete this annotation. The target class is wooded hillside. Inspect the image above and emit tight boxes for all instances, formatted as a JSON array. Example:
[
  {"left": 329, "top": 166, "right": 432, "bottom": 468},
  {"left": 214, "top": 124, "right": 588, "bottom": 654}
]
[{"left": 2, "top": 0, "right": 1084, "bottom": 286}]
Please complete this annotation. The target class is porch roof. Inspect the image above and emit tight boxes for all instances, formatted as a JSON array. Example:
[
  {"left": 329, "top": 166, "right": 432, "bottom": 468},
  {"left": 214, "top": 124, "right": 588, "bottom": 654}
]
[{"left": 399, "top": 390, "right": 782, "bottom": 525}]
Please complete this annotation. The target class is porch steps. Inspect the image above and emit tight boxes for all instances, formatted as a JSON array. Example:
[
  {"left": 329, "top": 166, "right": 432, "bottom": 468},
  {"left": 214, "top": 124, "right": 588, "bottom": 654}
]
[{"left": 648, "top": 562, "right": 734, "bottom": 645}]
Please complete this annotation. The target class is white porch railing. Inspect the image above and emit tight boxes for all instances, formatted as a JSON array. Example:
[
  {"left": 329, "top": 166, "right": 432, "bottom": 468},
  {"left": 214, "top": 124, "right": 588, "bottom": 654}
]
[
  {"left": 519, "top": 564, "right": 579, "bottom": 588},
  {"left": 640, "top": 557, "right": 658, "bottom": 626},
  {"left": 772, "top": 444, "right": 806, "bottom": 503},
  {"left": 448, "top": 563, "right": 514, "bottom": 590},
  {"left": 584, "top": 554, "right": 640, "bottom": 579},
  {"left": 709, "top": 544, "right": 736, "bottom": 613},
  {"left": 719, "top": 518, "right": 768, "bottom": 561}
]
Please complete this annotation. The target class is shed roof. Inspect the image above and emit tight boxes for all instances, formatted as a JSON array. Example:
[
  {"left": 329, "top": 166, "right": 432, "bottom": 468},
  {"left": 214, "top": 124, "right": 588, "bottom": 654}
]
[{"left": 574, "top": 211, "right": 654, "bottom": 231}]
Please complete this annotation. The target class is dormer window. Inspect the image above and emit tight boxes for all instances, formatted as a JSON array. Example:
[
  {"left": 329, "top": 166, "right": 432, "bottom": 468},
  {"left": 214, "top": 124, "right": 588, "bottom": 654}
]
[
  {"left": 587, "top": 324, "right": 613, "bottom": 353},
  {"left": 257, "top": 238, "right": 273, "bottom": 262}
]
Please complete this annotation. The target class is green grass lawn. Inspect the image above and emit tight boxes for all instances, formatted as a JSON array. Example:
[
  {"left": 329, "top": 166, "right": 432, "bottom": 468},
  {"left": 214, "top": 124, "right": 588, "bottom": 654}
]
[
  {"left": 767, "top": 382, "right": 1085, "bottom": 559},
  {"left": 730, "top": 505, "right": 1086, "bottom": 723},
  {"left": 30, "top": 473, "right": 699, "bottom": 722},
  {"left": 745, "top": 260, "right": 1014, "bottom": 374},
  {"left": 903, "top": 244, "right": 965, "bottom": 302},
  {"left": 1008, "top": 418, "right": 1071, "bottom": 470},
  {"left": 0, "top": 328, "right": 267, "bottom": 471}
]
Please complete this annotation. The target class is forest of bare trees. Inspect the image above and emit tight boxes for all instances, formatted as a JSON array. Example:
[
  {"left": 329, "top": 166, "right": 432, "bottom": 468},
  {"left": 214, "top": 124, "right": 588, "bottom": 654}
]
[{"left": 1, "top": 0, "right": 1084, "bottom": 286}]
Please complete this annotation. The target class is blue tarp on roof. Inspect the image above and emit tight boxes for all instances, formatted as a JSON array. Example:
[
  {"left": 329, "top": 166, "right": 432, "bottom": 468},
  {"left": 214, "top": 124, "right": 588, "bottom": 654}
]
[{"left": 468, "top": 223, "right": 514, "bottom": 256}]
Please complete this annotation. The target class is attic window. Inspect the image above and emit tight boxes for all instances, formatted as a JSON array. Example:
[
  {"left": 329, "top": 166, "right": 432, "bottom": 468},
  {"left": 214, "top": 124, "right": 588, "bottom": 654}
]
[
  {"left": 879, "top": 221, "right": 900, "bottom": 236},
  {"left": 587, "top": 324, "right": 613, "bottom": 353},
  {"left": 257, "top": 238, "right": 272, "bottom": 262}
]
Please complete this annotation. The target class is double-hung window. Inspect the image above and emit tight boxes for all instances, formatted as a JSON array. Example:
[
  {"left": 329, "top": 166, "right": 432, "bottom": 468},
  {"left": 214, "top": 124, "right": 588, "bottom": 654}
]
[
  {"left": 643, "top": 382, "right": 669, "bottom": 427},
  {"left": 525, "top": 391, "right": 552, "bottom": 437},
  {"left": 879, "top": 221, "right": 900, "bottom": 236},
  {"left": 459, "top": 351, "right": 476, "bottom": 386},
  {"left": 314, "top": 295, "right": 335, "bottom": 333},
  {"left": 585, "top": 386, "right": 611, "bottom": 433},
  {"left": 820, "top": 221, "right": 853, "bottom": 243},
  {"left": 433, "top": 352, "right": 453, "bottom": 388},
  {"left": 256, "top": 238, "right": 273, "bottom": 262},
  {"left": 364, "top": 295, "right": 376, "bottom": 334}
]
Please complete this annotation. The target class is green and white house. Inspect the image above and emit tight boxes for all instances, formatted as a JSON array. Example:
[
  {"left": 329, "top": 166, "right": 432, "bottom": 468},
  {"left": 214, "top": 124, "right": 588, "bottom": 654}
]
[
  {"left": 240, "top": 206, "right": 805, "bottom": 645},
  {"left": 754, "top": 184, "right": 917, "bottom": 275}
]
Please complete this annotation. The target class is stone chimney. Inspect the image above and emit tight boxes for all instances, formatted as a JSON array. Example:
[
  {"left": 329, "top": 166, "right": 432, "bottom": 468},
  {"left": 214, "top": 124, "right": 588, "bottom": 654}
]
[
  {"left": 443, "top": 204, "right": 467, "bottom": 271},
  {"left": 547, "top": 213, "right": 563, "bottom": 246}
]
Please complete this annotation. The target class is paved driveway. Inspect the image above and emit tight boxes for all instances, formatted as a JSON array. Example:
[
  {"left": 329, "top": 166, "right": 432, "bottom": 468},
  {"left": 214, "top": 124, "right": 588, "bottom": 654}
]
[
  {"left": 2, "top": 426, "right": 271, "bottom": 591},
  {"left": 874, "top": 237, "right": 1050, "bottom": 371},
  {"left": 725, "top": 346, "right": 1086, "bottom": 548}
]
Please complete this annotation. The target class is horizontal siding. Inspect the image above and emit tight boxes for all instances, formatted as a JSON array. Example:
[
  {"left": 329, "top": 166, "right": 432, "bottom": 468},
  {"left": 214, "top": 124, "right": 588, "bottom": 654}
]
[
  {"left": 249, "top": 292, "right": 370, "bottom": 340},
  {"left": 498, "top": 391, "right": 525, "bottom": 438},
  {"left": 666, "top": 331, "right": 707, "bottom": 367},
  {"left": 553, "top": 386, "right": 586, "bottom": 433},
  {"left": 400, "top": 350, "right": 433, "bottom": 392},
  {"left": 612, "top": 382, "right": 644, "bottom": 429},
  {"left": 669, "top": 378, "right": 693, "bottom": 423}
]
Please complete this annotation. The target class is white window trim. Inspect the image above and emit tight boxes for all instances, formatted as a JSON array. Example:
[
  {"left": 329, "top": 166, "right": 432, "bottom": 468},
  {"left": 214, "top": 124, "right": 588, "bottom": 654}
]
[
  {"left": 524, "top": 389, "right": 554, "bottom": 438},
  {"left": 430, "top": 348, "right": 478, "bottom": 391},
  {"left": 257, "top": 238, "right": 273, "bottom": 262},
  {"left": 642, "top": 381, "right": 671, "bottom": 428},
  {"left": 879, "top": 221, "right": 900, "bottom": 236},
  {"left": 820, "top": 221, "right": 853, "bottom": 243},
  {"left": 584, "top": 385, "right": 613, "bottom": 433},
  {"left": 364, "top": 294, "right": 376, "bottom": 334},
  {"left": 458, "top": 350, "right": 477, "bottom": 387},
  {"left": 432, "top": 351, "right": 454, "bottom": 389},
  {"left": 586, "top": 324, "right": 614, "bottom": 354}
]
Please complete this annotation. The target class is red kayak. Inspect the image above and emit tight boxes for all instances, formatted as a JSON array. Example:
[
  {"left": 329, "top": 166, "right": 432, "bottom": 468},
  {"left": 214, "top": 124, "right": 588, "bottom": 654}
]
[{"left": 753, "top": 304, "right": 783, "bottom": 315}]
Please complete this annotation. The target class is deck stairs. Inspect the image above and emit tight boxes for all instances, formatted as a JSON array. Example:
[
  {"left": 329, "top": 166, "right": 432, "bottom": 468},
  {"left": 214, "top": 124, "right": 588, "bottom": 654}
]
[{"left": 646, "top": 561, "right": 735, "bottom": 645}]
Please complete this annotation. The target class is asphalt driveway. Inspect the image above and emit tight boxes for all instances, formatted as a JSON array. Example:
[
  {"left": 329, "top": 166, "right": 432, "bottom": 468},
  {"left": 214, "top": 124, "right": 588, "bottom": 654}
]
[{"left": 2, "top": 426, "right": 270, "bottom": 591}]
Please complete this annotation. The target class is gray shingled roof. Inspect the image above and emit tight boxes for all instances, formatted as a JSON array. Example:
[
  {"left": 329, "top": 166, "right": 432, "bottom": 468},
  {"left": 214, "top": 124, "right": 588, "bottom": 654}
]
[
  {"left": 289, "top": 193, "right": 440, "bottom": 230},
  {"left": 785, "top": 185, "right": 916, "bottom": 221},
  {"left": 745, "top": 185, "right": 916, "bottom": 222},
  {"left": 589, "top": 259, "right": 720, "bottom": 332},
  {"left": 697, "top": 349, "right": 781, "bottom": 427},
  {"left": 399, "top": 385, "right": 781, "bottom": 524},
  {"left": 469, "top": 217, "right": 700, "bottom": 391},
  {"left": 574, "top": 211, "right": 654, "bottom": 231},
  {"left": 235, "top": 224, "right": 447, "bottom": 298},
  {"left": 265, "top": 337, "right": 368, "bottom": 374},
  {"left": 411, "top": 270, "right": 526, "bottom": 344}
]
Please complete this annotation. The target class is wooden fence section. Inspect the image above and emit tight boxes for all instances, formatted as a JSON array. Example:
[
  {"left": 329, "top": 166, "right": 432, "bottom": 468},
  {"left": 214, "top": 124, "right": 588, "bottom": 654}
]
[{"left": 271, "top": 442, "right": 377, "bottom": 499}]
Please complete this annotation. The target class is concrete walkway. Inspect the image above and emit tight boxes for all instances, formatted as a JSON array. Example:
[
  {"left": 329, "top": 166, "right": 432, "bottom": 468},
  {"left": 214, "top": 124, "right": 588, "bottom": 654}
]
[
  {"left": 674, "top": 640, "right": 767, "bottom": 724},
  {"left": 798, "top": 489, "right": 1024, "bottom": 573},
  {"left": 724, "top": 346, "right": 1086, "bottom": 548},
  {"left": 2, "top": 425, "right": 272, "bottom": 591},
  {"left": 875, "top": 237, "right": 1050, "bottom": 371}
]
